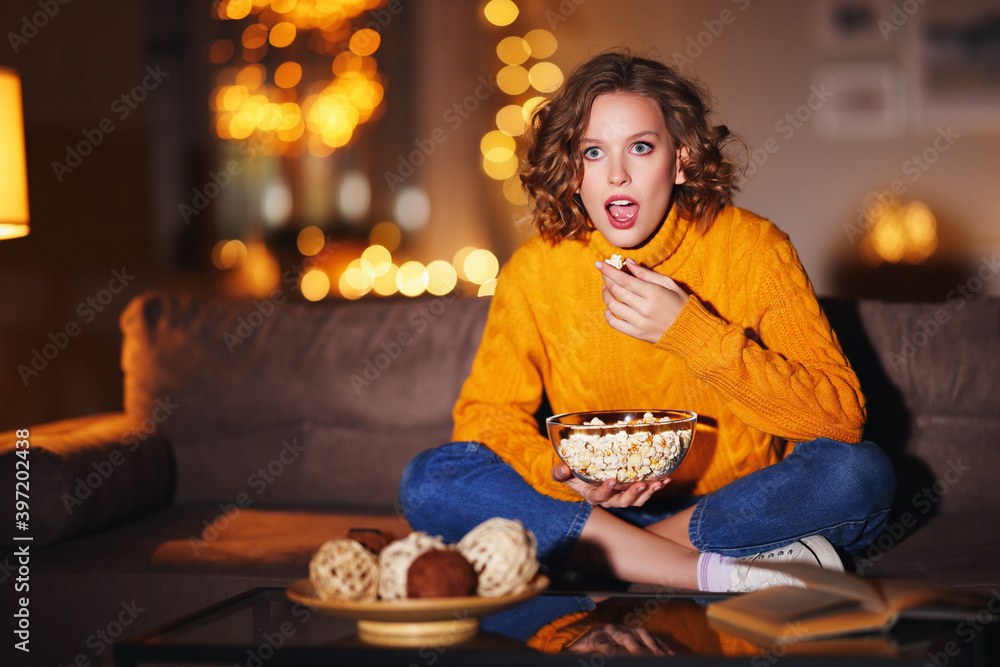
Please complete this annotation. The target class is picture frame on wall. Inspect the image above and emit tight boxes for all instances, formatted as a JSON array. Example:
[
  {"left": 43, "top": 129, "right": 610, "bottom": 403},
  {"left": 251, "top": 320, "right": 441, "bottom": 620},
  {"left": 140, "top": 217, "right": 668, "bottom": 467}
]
[
  {"left": 814, "top": 0, "right": 895, "bottom": 56},
  {"left": 904, "top": 0, "right": 1000, "bottom": 133},
  {"left": 814, "top": 61, "right": 903, "bottom": 139}
]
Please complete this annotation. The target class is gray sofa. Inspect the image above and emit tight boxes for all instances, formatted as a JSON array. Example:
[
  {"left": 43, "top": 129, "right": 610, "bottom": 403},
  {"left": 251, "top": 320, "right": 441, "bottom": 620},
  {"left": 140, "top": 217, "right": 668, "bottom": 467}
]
[{"left": 2, "top": 290, "right": 999, "bottom": 666}]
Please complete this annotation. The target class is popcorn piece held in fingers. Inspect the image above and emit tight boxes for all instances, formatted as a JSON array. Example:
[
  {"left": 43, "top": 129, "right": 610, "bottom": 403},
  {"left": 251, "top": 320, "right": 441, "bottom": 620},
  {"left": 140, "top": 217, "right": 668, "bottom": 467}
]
[{"left": 605, "top": 254, "right": 626, "bottom": 269}]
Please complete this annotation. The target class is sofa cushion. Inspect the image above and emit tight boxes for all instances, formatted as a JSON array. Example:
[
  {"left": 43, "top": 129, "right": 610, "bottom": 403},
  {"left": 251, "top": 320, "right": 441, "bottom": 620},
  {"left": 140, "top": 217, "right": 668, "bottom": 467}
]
[
  {"left": 854, "top": 298, "right": 1000, "bottom": 513},
  {"left": 0, "top": 413, "right": 172, "bottom": 547},
  {"left": 120, "top": 291, "right": 490, "bottom": 507}
]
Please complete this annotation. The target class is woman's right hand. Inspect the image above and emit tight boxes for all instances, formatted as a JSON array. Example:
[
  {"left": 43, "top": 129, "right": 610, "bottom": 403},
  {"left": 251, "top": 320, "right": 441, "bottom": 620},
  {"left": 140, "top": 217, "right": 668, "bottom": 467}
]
[
  {"left": 552, "top": 464, "right": 669, "bottom": 508},
  {"left": 568, "top": 623, "right": 673, "bottom": 657}
]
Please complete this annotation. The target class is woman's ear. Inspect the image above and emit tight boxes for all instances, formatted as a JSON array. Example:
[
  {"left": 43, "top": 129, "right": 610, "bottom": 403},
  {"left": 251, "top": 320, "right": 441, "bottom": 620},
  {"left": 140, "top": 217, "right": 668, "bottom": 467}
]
[{"left": 674, "top": 145, "right": 690, "bottom": 185}]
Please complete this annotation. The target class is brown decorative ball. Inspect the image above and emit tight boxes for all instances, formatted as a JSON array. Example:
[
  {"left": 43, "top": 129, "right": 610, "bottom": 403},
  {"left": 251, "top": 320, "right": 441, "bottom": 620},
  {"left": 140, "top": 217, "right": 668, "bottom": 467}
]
[
  {"left": 347, "top": 528, "right": 390, "bottom": 555},
  {"left": 406, "top": 548, "right": 478, "bottom": 598}
]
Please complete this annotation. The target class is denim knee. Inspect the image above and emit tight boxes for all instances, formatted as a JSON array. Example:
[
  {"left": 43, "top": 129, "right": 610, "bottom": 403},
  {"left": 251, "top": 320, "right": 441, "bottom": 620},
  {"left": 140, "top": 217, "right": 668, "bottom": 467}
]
[
  {"left": 399, "top": 442, "right": 593, "bottom": 565},
  {"left": 815, "top": 439, "right": 896, "bottom": 514},
  {"left": 796, "top": 438, "right": 895, "bottom": 550},
  {"left": 398, "top": 444, "right": 470, "bottom": 538}
]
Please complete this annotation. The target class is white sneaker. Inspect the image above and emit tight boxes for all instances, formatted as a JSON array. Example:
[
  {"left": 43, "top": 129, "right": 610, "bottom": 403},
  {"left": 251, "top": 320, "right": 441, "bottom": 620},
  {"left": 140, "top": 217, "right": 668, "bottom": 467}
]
[
  {"left": 739, "top": 535, "right": 844, "bottom": 572},
  {"left": 728, "top": 536, "right": 843, "bottom": 593},
  {"left": 728, "top": 562, "right": 806, "bottom": 593}
]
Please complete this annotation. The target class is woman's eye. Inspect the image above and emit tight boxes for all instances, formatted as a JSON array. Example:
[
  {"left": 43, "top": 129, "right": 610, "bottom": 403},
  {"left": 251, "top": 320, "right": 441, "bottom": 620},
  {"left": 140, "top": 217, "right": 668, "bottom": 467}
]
[
  {"left": 631, "top": 142, "right": 653, "bottom": 155},
  {"left": 583, "top": 147, "right": 604, "bottom": 159}
]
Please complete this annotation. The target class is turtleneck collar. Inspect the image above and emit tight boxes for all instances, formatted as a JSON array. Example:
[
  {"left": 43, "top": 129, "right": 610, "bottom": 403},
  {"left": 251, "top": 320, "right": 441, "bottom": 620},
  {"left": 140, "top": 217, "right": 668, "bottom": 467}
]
[{"left": 586, "top": 205, "right": 694, "bottom": 269}]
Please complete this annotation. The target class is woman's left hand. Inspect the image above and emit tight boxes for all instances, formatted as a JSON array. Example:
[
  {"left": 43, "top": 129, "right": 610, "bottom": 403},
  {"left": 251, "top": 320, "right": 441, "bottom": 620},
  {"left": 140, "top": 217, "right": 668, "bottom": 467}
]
[
  {"left": 597, "top": 258, "right": 688, "bottom": 343},
  {"left": 552, "top": 464, "right": 669, "bottom": 508}
]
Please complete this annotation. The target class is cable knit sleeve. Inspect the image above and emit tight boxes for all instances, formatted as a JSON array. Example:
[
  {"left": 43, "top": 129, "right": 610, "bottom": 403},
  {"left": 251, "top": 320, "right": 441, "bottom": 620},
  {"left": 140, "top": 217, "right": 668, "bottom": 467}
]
[
  {"left": 656, "top": 231, "right": 865, "bottom": 444},
  {"left": 452, "top": 253, "right": 581, "bottom": 502}
]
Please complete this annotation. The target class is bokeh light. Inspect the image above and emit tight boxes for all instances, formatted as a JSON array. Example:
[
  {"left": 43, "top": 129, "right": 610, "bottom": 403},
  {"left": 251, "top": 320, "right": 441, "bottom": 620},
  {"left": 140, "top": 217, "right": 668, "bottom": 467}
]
[
  {"left": 497, "top": 65, "right": 530, "bottom": 96},
  {"left": 372, "top": 263, "right": 400, "bottom": 296},
  {"left": 268, "top": 21, "right": 296, "bottom": 48},
  {"left": 361, "top": 244, "right": 393, "bottom": 277},
  {"left": 350, "top": 28, "right": 380, "bottom": 56},
  {"left": 523, "top": 29, "right": 557, "bottom": 58},
  {"left": 860, "top": 199, "right": 938, "bottom": 266},
  {"left": 478, "top": 278, "right": 498, "bottom": 297},
  {"left": 212, "top": 1, "right": 387, "bottom": 154},
  {"left": 426, "top": 260, "right": 458, "bottom": 295},
  {"left": 496, "top": 104, "right": 527, "bottom": 136},
  {"left": 395, "top": 187, "right": 431, "bottom": 231},
  {"left": 209, "top": 39, "right": 235, "bottom": 64},
  {"left": 370, "top": 221, "right": 402, "bottom": 251},
  {"left": 480, "top": 130, "right": 516, "bottom": 163},
  {"left": 503, "top": 176, "right": 528, "bottom": 206},
  {"left": 300, "top": 269, "right": 331, "bottom": 301},
  {"left": 464, "top": 249, "right": 499, "bottom": 285},
  {"left": 528, "top": 62, "right": 563, "bottom": 93},
  {"left": 212, "top": 239, "right": 249, "bottom": 269},
  {"left": 242, "top": 23, "right": 269, "bottom": 49},
  {"left": 453, "top": 246, "right": 478, "bottom": 281},
  {"left": 296, "top": 225, "right": 326, "bottom": 256},
  {"left": 274, "top": 61, "right": 302, "bottom": 88},
  {"left": 396, "top": 260, "right": 429, "bottom": 297},
  {"left": 497, "top": 36, "right": 530, "bottom": 65},
  {"left": 484, "top": 0, "right": 519, "bottom": 26}
]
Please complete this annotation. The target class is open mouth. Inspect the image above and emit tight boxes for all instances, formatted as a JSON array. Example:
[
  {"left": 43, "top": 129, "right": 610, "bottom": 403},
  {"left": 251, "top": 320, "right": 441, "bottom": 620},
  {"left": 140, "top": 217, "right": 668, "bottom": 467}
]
[{"left": 605, "top": 196, "right": 639, "bottom": 229}]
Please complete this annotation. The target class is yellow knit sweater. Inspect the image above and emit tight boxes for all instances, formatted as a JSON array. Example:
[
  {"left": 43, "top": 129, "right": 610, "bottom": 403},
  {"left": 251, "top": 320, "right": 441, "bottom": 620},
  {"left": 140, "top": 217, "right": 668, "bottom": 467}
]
[{"left": 453, "top": 206, "right": 864, "bottom": 503}]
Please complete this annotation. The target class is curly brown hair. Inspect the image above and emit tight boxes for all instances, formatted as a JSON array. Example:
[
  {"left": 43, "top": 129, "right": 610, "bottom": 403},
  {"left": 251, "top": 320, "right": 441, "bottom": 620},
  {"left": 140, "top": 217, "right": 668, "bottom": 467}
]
[{"left": 520, "top": 50, "right": 745, "bottom": 241}]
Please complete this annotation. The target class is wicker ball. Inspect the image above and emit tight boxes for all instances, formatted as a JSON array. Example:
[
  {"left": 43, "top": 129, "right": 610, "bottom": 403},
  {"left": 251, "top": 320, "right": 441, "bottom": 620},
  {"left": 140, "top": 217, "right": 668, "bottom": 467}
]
[
  {"left": 457, "top": 518, "right": 539, "bottom": 597},
  {"left": 406, "top": 548, "right": 478, "bottom": 598},
  {"left": 378, "top": 531, "right": 447, "bottom": 601},
  {"left": 309, "top": 538, "right": 379, "bottom": 602}
]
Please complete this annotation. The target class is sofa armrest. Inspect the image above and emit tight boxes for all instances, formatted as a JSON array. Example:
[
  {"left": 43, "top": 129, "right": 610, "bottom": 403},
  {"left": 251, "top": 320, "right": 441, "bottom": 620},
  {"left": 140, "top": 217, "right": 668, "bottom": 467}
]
[{"left": 0, "top": 413, "right": 173, "bottom": 547}]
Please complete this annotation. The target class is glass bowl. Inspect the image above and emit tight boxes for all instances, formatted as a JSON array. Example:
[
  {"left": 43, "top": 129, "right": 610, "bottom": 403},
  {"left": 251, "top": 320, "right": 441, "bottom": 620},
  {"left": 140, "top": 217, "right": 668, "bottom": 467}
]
[{"left": 547, "top": 410, "right": 697, "bottom": 488}]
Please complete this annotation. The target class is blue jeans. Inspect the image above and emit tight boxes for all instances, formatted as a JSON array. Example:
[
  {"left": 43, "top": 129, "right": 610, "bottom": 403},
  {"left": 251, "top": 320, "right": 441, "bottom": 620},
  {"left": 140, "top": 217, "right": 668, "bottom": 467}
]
[{"left": 399, "top": 438, "right": 894, "bottom": 566}]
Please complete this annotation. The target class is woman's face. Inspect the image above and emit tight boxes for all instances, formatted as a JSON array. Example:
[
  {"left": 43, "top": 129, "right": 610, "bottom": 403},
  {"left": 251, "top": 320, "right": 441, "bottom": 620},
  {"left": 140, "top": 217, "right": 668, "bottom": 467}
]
[{"left": 577, "top": 92, "right": 687, "bottom": 248}]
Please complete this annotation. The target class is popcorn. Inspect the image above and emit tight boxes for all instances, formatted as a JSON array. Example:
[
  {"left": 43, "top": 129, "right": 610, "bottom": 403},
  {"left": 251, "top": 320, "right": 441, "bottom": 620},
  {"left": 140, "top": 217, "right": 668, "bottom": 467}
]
[
  {"left": 557, "top": 412, "right": 691, "bottom": 483},
  {"left": 605, "top": 254, "right": 626, "bottom": 269}
]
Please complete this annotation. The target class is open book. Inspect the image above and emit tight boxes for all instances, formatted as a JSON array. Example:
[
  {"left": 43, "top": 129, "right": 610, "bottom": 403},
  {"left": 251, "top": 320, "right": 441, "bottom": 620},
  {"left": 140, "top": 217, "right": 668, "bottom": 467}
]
[{"left": 706, "top": 562, "right": 987, "bottom": 646}]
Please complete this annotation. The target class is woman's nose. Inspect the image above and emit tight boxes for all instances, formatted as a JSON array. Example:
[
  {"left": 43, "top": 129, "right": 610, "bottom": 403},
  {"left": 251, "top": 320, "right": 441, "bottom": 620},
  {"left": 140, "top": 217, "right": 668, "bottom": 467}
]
[{"left": 607, "top": 158, "right": 630, "bottom": 186}]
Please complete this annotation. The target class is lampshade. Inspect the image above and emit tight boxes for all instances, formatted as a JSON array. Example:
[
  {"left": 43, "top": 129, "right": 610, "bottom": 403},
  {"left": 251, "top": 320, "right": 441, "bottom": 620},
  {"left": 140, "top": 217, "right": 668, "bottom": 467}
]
[{"left": 0, "top": 68, "right": 29, "bottom": 240}]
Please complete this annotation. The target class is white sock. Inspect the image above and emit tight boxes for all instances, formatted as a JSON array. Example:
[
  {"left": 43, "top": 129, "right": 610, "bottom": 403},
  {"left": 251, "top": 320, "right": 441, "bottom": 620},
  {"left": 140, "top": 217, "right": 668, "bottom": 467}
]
[{"left": 697, "top": 552, "right": 738, "bottom": 592}]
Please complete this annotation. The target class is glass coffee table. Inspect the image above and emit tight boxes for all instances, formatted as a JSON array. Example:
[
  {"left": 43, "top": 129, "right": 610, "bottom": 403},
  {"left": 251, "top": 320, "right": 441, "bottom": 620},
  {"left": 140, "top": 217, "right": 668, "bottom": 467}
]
[{"left": 115, "top": 585, "right": 997, "bottom": 666}]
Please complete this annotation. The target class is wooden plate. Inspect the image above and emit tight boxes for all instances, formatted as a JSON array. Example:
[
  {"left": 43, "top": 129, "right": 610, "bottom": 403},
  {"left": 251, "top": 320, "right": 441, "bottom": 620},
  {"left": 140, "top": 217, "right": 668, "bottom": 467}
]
[{"left": 286, "top": 574, "right": 549, "bottom": 646}]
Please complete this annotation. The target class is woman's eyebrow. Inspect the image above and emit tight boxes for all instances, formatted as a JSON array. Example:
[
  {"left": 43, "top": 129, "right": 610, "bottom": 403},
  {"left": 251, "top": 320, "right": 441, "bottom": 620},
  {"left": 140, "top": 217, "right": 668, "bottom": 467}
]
[{"left": 580, "top": 130, "right": 661, "bottom": 144}]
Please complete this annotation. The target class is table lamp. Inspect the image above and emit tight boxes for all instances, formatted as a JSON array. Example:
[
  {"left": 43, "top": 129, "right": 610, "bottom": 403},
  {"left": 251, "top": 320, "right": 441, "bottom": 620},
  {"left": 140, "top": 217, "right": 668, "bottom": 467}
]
[{"left": 0, "top": 67, "right": 29, "bottom": 240}]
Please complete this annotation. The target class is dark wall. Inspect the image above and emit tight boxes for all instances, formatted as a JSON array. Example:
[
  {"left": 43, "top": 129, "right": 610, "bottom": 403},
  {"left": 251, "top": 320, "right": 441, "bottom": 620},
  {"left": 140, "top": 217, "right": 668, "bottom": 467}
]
[{"left": 0, "top": 1, "right": 174, "bottom": 430}]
